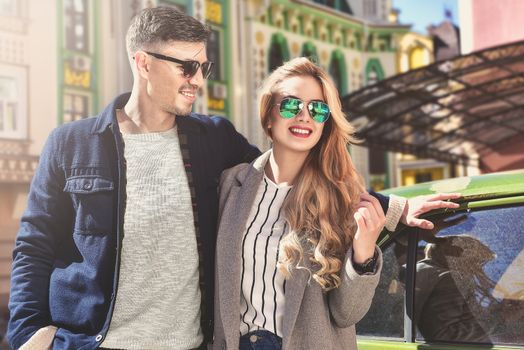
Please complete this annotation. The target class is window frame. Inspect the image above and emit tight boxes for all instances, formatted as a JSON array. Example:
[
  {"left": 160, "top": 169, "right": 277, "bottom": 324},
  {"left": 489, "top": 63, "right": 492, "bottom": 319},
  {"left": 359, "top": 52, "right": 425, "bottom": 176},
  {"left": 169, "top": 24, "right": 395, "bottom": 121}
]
[
  {"left": 0, "top": 64, "right": 28, "bottom": 140},
  {"left": 62, "top": 90, "right": 91, "bottom": 123}
]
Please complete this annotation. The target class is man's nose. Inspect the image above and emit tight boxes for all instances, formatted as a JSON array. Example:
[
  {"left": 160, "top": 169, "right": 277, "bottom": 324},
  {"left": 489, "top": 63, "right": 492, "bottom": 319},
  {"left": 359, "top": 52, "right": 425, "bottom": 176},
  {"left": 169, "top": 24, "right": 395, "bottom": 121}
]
[{"left": 188, "top": 67, "right": 205, "bottom": 87}]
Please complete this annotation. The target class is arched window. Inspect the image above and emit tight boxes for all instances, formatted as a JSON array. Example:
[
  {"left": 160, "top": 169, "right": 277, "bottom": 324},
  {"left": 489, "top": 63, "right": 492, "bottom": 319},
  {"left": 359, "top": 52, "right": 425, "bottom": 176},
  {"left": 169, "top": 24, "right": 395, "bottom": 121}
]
[
  {"left": 268, "top": 33, "right": 290, "bottom": 72},
  {"left": 329, "top": 50, "right": 348, "bottom": 94},
  {"left": 365, "top": 58, "right": 385, "bottom": 85},
  {"left": 301, "top": 42, "right": 318, "bottom": 62},
  {"left": 409, "top": 46, "right": 426, "bottom": 70}
]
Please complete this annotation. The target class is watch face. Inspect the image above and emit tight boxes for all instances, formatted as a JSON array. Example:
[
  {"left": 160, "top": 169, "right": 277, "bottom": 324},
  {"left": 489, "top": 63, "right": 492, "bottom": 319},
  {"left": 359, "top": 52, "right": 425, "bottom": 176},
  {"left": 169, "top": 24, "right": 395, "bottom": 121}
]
[
  {"left": 354, "top": 251, "right": 378, "bottom": 274},
  {"left": 362, "top": 258, "right": 376, "bottom": 272}
]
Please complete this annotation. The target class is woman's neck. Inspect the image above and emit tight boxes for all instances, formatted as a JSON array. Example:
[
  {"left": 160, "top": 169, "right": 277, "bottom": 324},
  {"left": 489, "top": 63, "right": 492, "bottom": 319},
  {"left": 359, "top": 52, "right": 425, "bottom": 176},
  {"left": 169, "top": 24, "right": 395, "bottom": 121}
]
[{"left": 265, "top": 148, "right": 309, "bottom": 185}]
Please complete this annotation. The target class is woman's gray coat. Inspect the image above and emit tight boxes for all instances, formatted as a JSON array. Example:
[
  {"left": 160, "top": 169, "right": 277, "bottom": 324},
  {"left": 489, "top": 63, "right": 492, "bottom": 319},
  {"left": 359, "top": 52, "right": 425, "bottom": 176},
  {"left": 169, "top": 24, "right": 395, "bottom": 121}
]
[{"left": 212, "top": 151, "right": 383, "bottom": 350}]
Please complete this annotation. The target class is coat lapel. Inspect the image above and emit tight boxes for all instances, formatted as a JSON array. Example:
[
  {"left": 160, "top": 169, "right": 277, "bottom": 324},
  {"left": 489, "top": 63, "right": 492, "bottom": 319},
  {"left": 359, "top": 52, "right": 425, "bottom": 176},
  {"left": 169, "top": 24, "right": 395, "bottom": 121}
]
[
  {"left": 216, "top": 151, "right": 271, "bottom": 347},
  {"left": 217, "top": 150, "right": 311, "bottom": 349},
  {"left": 281, "top": 239, "right": 310, "bottom": 347}
]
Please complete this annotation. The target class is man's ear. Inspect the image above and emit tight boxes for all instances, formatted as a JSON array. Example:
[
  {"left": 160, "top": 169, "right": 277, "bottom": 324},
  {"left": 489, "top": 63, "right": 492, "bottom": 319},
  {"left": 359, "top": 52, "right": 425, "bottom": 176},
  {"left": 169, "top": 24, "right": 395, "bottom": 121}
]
[{"left": 134, "top": 52, "right": 150, "bottom": 78}]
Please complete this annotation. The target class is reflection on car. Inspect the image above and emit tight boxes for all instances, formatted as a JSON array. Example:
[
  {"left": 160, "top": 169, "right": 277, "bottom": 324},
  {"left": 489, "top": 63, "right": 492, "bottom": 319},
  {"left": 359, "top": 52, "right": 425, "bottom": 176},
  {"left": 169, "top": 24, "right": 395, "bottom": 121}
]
[{"left": 357, "top": 170, "right": 524, "bottom": 350}]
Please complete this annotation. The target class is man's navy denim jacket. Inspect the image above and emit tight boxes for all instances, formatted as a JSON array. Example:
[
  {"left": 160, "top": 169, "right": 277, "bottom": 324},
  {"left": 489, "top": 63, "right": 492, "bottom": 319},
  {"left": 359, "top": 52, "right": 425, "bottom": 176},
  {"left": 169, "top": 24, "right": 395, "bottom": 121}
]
[{"left": 7, "top": 93, "right": 260, "bottom": 349}]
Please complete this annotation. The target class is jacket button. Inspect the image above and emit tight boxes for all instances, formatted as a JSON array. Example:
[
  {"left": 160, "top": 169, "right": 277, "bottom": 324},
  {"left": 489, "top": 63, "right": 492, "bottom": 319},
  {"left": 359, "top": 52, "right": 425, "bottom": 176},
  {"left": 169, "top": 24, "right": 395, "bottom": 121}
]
[
  {"left": 83, "top": 182, "right": 92, "bottom": 190},
  {"left": 95, "top": 334, "right": 103, "bottom": 342}
]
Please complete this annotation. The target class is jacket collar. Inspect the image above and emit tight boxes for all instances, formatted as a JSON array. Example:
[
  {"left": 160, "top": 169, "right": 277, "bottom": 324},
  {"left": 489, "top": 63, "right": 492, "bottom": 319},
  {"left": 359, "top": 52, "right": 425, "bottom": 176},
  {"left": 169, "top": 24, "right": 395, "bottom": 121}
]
[
  {"left": 234, "top": 150, "right": 272, "bottom": 185},
  {"left": 91, "top": 92, "right": 208, "bottom": 135}
]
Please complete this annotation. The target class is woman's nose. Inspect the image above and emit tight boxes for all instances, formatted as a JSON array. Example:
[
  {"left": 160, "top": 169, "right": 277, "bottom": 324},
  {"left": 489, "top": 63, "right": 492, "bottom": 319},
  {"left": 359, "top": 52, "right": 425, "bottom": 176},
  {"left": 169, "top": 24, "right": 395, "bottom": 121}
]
[{"left": 296, "top": 106, "right": 311, "bottom": 122}]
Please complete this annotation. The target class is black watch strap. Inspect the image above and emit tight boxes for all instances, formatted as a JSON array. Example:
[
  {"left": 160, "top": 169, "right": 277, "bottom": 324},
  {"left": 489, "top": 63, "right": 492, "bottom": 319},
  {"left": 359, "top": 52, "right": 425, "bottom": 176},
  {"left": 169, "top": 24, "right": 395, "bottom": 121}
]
[{"left": 353, "top": 250, "right": 378, "bottom": 275}]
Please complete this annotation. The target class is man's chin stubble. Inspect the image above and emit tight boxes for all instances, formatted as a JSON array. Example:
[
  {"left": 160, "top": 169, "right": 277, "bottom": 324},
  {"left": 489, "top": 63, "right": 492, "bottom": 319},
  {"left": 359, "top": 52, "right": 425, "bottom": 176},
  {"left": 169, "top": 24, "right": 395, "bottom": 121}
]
[{"left": 174, "top": 106, "right": 193, "bottom": 116}]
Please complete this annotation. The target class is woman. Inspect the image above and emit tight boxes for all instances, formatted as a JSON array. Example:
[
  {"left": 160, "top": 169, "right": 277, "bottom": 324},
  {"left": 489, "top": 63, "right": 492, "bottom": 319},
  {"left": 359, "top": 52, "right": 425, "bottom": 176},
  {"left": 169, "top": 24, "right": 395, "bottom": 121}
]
[{"left": 213, "top": 57, "right": 458, "bottom": 350}]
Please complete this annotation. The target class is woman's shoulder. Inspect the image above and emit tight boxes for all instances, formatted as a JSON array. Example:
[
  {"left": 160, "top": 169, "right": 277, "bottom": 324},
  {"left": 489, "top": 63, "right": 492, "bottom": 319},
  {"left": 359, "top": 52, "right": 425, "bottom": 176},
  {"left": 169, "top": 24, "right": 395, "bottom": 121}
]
[{"left": 220, "top": 162, "right": 251, "bottom": 188}]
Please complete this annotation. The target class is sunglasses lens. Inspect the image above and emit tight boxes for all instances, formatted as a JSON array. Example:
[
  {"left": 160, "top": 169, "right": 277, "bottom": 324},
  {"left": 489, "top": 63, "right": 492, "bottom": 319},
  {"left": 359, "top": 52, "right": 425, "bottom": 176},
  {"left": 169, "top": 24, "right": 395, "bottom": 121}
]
[
  {"left": 279, "top": 98, "right": 303, "bottom": 119},
  {"left": 308, "top": 101, "right": 330, "bottom": 123},
  {"left": 182, "top": 61, "right": 200, "bottom": 78},
  {"left": 202, "top": 62, "right": 214, "bottom": 79}
]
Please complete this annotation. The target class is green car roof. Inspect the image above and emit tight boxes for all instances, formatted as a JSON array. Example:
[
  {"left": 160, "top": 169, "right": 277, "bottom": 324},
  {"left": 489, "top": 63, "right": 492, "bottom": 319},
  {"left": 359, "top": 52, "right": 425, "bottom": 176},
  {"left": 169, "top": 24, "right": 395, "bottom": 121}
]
[{"left": 380, "top": 169, "right": 524, "bottom": 200}]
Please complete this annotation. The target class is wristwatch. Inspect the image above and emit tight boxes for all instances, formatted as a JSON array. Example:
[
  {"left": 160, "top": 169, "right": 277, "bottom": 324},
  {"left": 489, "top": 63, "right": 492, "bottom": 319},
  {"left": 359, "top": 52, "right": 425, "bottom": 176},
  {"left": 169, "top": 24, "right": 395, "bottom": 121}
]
[{"left": 353, "top": 250, "right": 378, "bottom": 275}]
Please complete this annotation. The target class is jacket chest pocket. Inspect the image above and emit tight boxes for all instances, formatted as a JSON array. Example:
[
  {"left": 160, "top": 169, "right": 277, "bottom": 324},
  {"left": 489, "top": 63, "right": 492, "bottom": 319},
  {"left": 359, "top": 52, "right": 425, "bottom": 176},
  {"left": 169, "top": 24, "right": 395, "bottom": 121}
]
[{"left": 64, "top": 175, "right": 115, "bottom": 235}]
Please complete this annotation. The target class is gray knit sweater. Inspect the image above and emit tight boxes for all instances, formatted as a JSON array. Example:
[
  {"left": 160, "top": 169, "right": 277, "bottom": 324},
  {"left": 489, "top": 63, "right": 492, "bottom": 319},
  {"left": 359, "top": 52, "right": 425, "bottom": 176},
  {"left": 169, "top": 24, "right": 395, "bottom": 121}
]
[{"left": 101, "top": 128, "right": 203, "bottom": 349}]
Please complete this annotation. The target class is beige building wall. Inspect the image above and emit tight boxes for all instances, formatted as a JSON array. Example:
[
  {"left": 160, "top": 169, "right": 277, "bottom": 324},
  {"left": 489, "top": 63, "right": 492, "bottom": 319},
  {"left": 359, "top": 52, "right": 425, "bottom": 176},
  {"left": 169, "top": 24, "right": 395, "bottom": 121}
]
[
  {"left": 0, "top": 0, "right": 60, "bottom": 340},
  {"left": 27, "top": 1, "right": 59, "bottom": 154}
]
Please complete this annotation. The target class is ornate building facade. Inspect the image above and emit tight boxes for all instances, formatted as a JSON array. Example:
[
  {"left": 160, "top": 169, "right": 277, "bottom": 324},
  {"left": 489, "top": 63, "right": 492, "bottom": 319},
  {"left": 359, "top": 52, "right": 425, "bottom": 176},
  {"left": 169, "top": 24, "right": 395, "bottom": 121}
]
[
  {"left": 0, "top": 0, "right": 432, "bottom": 341},
  {"left": 230, "top": 0, "right": 415, "bottom": 188}
]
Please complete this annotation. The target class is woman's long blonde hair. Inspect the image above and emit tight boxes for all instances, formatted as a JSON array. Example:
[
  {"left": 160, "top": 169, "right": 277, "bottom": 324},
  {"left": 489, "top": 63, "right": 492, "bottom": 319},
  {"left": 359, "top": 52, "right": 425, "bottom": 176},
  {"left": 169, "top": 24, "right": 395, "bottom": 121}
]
[{"left": 259, "top": 57, "right": 365, "bottom": 291}]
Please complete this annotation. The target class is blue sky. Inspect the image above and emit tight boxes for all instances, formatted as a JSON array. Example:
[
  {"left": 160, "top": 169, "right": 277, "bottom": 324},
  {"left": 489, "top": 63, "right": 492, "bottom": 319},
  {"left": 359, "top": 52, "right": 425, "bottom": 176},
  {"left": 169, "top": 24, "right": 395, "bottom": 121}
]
[{"left": 392, "top": 0, "right": 459, "bottom": 34}]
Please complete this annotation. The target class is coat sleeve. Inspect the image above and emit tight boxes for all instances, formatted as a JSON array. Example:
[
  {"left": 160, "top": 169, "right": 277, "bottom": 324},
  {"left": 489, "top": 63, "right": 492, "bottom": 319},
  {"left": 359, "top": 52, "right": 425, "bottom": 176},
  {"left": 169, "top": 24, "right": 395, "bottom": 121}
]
[
  {"left": 7, "top": 129, "right": 69, "bottom": 349},
  {"left": 370, "top": 191, "right": 407, "bottom": 232},
  {"left": 327, "top": 246, "right": 383, "bottom": 328}
]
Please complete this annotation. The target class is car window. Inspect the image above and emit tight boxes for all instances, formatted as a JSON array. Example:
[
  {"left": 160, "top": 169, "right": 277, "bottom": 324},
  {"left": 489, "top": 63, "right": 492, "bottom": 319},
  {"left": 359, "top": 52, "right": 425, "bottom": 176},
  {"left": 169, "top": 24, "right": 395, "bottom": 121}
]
[
  {"left": 356, "top": 235, "right": 408, "bottom": 339},
  {"left": 414, "top": 204, "right": 524, "bottom": 346}
]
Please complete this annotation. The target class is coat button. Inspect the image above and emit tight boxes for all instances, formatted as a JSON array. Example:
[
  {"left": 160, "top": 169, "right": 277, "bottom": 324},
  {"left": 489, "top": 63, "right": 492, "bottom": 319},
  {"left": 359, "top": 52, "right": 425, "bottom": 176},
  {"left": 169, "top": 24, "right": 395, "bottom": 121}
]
[
  {"left": 83, "top": 182, "right": 92, "bottom": 190},
  {"left": 95, "top": 334, "right": 103, "bottom": 341},
  {"left": 249, "top": 335, "right": 258, "bottom": 343}
]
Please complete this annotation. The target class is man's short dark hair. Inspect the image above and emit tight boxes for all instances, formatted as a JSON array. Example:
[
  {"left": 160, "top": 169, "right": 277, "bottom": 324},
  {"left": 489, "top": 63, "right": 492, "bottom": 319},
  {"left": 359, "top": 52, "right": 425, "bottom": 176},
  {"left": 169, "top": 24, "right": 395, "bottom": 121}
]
[{"left": 126, "top": 6, "right": 211, "bottom": 55}]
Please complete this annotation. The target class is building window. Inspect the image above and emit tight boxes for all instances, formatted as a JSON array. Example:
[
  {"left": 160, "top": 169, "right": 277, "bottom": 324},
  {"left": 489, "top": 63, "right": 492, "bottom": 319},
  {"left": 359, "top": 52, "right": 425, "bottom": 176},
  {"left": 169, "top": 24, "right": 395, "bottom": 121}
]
[
  {"left": 207, "top": 28, "right": 222, "bottom": 81},
  {"left": 269, "top": 41, "right": 284, "bottom": 72},
  {"left": 329, "top": 51, "right": 347, "bottom": 94},
  {"left": 363, "top": 0, "right": 377, "bottom": 18},
  {"left": 63, "top": 92, "right": 89, "bottom": 123},
  {"left": 64, "top": 0, "right": 89, "bottom": 53},
  {"left": 0, "top": 78, "right": 17, "bottom": 134},
  {"left": 330, "top": 60, "right": 342, "bottom": 92},
  {"left": 301, "top": 42, "right": 318, "bottom": 62},
  {"left": 268, "top": 34, "right": 289, "bottom": 73},
  {"left": 0, "top": 65, "right": 27, "bottom": 139},
  {"left": 366, "top": 58, "right": 385, "bottom": 85},
  {"left": 0, "top": 0, "right": 19, "bottom": 16}
]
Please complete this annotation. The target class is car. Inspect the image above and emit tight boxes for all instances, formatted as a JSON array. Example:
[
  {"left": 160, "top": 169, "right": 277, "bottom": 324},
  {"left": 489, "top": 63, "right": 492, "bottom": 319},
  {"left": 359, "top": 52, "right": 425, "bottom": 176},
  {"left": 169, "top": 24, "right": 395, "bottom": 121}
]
[{"left": 357, "top": 169, "right": 524, "bottom": 350}]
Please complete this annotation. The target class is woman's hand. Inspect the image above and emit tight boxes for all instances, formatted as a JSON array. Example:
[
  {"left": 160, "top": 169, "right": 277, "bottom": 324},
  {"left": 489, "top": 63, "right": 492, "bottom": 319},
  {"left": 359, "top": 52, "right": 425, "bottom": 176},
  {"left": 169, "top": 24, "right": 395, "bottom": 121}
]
[
  {"left": 352, "top": 192, "right": 386, "bottom": 264},
  {"left": 401, "top": 193, "right": 461, "bottom": 229}
]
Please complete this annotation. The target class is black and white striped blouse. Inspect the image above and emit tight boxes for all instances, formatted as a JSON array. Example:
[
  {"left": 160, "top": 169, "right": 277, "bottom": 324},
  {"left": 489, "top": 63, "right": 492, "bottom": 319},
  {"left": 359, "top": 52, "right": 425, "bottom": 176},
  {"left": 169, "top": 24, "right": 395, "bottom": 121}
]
[{"left": 240, "top": 175, "right": 292, "bottom": 337}]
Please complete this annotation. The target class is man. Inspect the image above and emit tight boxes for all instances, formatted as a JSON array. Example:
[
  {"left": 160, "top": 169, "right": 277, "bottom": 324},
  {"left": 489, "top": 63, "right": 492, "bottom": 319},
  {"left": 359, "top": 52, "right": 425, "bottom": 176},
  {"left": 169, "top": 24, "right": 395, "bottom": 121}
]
[
  {"left": 7, "top": 6, "right": 459, "bottom": 350},
  {"left": 8, "top": 7, "right": 258, "bottom": 350}
]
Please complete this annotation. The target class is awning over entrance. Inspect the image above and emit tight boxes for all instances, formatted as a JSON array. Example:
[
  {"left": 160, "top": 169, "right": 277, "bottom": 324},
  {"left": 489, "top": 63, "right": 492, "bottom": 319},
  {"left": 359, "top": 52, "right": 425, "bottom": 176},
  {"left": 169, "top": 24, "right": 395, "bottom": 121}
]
[{"left": 342, "top": 40, "right": 524, "bottom": 167}]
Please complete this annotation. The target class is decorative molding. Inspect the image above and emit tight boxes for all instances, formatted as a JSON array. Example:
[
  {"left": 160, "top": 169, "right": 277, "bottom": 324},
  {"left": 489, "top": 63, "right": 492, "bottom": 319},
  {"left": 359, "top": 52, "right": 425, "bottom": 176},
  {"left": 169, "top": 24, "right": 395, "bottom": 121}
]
[
  {"left": 0, "top": 15, "right": 29, "bottom": 34},
  {"left": 0, "top": 34, "right": 27, "bottom": 65},
  {"left": 0, "top": 153, "right": 39, "bottom": 184},
  {"left": 0, "top": 140, "right": 30, "bottom": 156}
]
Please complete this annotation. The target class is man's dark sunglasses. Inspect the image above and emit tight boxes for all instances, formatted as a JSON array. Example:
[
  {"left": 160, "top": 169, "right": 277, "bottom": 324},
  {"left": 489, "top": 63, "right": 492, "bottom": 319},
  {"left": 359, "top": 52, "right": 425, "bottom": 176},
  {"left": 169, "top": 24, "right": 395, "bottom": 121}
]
[{"left": 145, "top": 51, "right": 214, "bottom": 79}]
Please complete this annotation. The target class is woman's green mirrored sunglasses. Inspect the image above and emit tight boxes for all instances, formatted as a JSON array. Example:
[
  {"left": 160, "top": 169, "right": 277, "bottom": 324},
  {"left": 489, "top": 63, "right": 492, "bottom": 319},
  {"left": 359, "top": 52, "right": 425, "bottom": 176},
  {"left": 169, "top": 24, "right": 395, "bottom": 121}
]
[{"left": 276, "top": 97, "right": 330, "bottom": 123}]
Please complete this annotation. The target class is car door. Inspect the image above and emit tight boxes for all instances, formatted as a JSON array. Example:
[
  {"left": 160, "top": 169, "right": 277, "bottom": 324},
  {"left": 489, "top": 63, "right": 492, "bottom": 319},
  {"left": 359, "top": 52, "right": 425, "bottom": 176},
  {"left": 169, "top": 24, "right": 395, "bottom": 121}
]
[{"left": 357, "top": 200, "right": 524, "bottom": 350}]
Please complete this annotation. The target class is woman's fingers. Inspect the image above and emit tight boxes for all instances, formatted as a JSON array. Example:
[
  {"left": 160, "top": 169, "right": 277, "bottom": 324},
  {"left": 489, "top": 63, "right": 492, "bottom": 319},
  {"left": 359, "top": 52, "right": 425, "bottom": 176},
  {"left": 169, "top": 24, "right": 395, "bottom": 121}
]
[
  {"left": 424, "top": 193, "right": 462, "bottom": 201},
  {"left": 360, "top": 192, "right": 386, "bottom": 222},
  {"left": 403, "top": 192, "right": 462, "bottom": 228},
  {"left": 354, "top": 211, "right": 367, "bottom": 233},
  {"left": 356, "top": 193, "right": 386, "bottom": 231}
]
